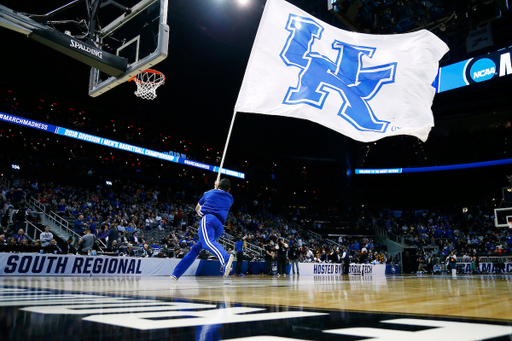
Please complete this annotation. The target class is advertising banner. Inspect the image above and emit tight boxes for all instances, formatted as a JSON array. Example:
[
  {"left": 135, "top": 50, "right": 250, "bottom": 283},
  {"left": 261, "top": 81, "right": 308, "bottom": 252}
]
[
  {"left": 0, "top": 112, "right": 245, "bottom": 179},
  {"left": 0, "top": 253, "right": 199, "bottom": 276},
  {"left": 437, "top": 45, "right": 512, "bottom": 92},
  {"left": 298, "top": 263, "right": 386, "bottom": 276}
]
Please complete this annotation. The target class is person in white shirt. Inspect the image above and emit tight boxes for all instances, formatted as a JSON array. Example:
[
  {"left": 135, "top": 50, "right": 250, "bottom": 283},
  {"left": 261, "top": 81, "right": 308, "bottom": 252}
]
[
  {"left": 40, "top": 225, "right": 53, "bottom": 247},
  {"left": 306, "top": 248, "right": 314, "bottom": 261}
]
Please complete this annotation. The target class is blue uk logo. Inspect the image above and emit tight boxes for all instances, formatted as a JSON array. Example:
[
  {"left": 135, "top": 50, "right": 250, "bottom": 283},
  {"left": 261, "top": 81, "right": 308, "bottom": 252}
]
[{"left": 280, "top": 14, "right": 397, "bottom": 133}]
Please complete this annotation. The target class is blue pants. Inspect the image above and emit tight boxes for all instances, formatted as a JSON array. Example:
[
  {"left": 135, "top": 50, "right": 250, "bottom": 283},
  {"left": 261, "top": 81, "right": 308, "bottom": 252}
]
[{"left": 172, "top": 214, "right": 229, "bottom": 278}]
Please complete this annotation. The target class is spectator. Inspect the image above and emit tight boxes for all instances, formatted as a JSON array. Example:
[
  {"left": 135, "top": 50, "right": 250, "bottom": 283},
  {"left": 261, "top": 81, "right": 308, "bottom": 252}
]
[
  {"left": 12, "top": 229, "right": 27, "bottom": 244},
  {"left": 433, "top": 263, "right": 442, "bottom": 274},
  {"left": 62, "top": 236, "right": 74, "bottom": 254},
  {"left": 124, "top": 243, "right": 137, "bottom": 257},
  {"left": 130, "top": 232, "right": 139, "bottom": 245},
  {"left": 78, "top": 229, "right": 96, "bottom": 254},
  {"left": 74, "top": 214, "right": 85, "bottom": 237},
  {"left": 13, "top": 204, "right": 26, "bottom": 232},
  {"left": 417, "top": 254, "right": 426, "bottom": 273},
  {"left": 139, "top": 243, "right": 153, "bottom": 258},
  {"left": 57, "top": 198, "right": 67, "bottom": 217},
  {"left": 48, "top": 239, "right": 62, "bottom": 254},
  {"left": 108, "top": 224, "right": 119, "bottom": 247},
  {"left": 108, "top": 240, "right": 120, "bottom": 254},
  {"left": 97, "top": 224, "right": 110, "bottom": 244},
  {"left": 40, "top": 225, "right": 53, "bottom": 247}
]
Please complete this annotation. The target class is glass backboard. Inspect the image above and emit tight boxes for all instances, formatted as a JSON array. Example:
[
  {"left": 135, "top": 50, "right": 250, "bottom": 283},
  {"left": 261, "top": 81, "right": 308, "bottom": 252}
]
[{"left": 88, "top": 0, "right": 169, "bottom": 97}]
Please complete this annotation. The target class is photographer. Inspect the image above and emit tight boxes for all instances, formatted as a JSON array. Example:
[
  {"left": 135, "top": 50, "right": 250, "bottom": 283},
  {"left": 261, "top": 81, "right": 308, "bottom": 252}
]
[
  {"left": 289, "top": 241, "right": 300, "bottom": 275},
  {"left": 264, "top": 241, "right": 274, "bottom": 275},
  {"left": 276, "top": 237, "right": 289, "bottom": 277}
]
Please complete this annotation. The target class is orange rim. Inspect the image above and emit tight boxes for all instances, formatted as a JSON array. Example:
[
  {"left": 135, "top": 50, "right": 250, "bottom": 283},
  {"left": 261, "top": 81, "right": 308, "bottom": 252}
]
[{"left": 128, "top": 69, "right": 165, "bottom": 83}]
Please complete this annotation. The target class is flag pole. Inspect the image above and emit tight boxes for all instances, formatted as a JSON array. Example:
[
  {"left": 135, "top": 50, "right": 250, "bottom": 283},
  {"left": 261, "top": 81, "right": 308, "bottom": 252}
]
[{"left": 216, "top": 110, "right": 238, "bottom": 186}]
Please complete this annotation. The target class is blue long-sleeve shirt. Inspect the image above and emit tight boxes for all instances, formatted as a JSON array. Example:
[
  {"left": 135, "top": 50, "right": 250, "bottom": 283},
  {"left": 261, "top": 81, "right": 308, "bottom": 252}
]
[{"left": 197, "top": 189, "right": 233, "bottom": 224}]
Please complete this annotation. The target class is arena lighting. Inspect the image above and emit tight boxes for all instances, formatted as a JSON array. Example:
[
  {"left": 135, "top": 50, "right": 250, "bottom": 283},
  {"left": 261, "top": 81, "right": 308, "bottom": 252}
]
[
  {"left": 238, "top": 0, "right": 250, "bottom": 6},
  {"left": 0, "top": 112, "right": 245, "bottom": 179},
  {"left": 355, "top": 158, "right": 512, "bottom": 174}
]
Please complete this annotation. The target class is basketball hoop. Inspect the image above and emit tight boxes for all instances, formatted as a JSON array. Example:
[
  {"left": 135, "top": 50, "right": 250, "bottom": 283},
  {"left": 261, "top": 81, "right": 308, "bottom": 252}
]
[
  {"left": 508, "top": 221, "right": 512, "bottom": 229},
  {"left": 128, "top": 69, "right": 165, "bottom": 100}
]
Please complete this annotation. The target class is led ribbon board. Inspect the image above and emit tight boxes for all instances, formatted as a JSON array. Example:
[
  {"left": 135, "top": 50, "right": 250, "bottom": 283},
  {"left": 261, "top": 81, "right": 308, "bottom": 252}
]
[
  {"left": 435, "top": 45, "right": 512, "bottom": 93},
  {"left": 355, "top": 158, "right": 512, "bottom": 175},
  {"left": 0, "top": 112, "right": 245, "bottom": 179}
]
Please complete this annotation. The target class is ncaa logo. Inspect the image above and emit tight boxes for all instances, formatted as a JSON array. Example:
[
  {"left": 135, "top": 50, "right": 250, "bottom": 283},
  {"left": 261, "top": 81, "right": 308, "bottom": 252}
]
[{"left": 470, "top": 58, "right": 496, "bottom": 82}]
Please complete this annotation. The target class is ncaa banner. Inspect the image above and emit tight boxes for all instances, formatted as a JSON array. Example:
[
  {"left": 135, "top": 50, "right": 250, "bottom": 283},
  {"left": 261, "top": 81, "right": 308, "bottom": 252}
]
[
  {"left": 298, "top": 262, "right": 386, "bottom": 275},
  {"left": 456, "top": 262, "right": 512, "bottom": 274},
  {"left": 348, "top": 263, "right": 386, "bottom": 275},
  {"left": 299, "top": 263, "right": 344, "bottom": 276},
  {"left": 0, "top": 253, "right": 199, "bottom": 276},
  {"left": 235, "top": 0, "right": 449, "bottom": 142}
]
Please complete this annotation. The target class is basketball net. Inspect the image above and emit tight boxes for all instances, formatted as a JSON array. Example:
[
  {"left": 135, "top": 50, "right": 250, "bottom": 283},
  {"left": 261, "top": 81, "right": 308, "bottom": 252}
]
[
  {"left": 508, "top": 221, "right": 512, "bottom": 229},
  {"left": 129, "top": 69, "right": 165, "bottom": 100}
]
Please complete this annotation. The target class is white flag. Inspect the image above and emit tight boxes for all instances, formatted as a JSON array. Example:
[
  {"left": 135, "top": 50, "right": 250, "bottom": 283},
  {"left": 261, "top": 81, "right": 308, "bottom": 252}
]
[{"left": 234, "top": 0, "right": 449, "bottom": 142}]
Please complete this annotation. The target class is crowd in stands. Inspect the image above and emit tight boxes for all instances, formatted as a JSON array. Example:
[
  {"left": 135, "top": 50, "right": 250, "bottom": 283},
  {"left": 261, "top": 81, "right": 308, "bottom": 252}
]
[
  {"left": 372, "top": 207, "right": 512, "bottom": 274},
  {"left": 373, "top": 208, "right": 512, "bottom": 256},
  {"left": 0, "top": 174, "right": 396, "bottom": 271},
  {"left": 2, "top": 171, "right": 512, "bottom": 276}
]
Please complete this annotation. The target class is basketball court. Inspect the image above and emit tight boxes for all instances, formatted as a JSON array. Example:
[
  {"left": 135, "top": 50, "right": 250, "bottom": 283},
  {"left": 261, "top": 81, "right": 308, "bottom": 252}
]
[
  {"left": 1, "top": 274, "right": 512, "bottom": 340},
  {"left": 1, "top": 1, "right": 512, "bottom": 340}
]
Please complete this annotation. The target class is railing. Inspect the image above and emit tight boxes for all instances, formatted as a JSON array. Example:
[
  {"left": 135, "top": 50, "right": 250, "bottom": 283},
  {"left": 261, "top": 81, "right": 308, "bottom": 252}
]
[
  {"left": 188, "top": 226, "right": 235, "bottom": 254},
  {"left": 48, "top": 211, "right": 70, "bottom": 231},
  {"left": 29, "top": 197, "right": 46, "bottom": 213},
  {"left": 121, "top": 192, "right": 135, "bottom": 203},
  {"left": 0, "top": 175, "right": 10, "bottom": 188},
  {"left": 307, "top": 229, "right": 324, "bottom": 246},
  {"left": 24, "top": 221, "right": 44, "bottom": 241},
  {"left": 244, "top": 241, "right": 265, "bottom": 258},
  {"left": 46, "top": 211, "right": 87, "bottom": 246},
  {"left": 375, "top": 225, "right": 405, "bottom": 245},
  {"left": 308, "top": 229, "right": 322, "bottom": 240},
  {"left": 28, "top": 196, "right": 106, "bottom": 248},
  {"left": 188, "top": 226, "right": 264, "bottom": 258},
  {"left": 325, "top": 238, "right": 341, "bottom": 249},
  {"left": 289, "top": 221, "right": 302, "bottom": 231}
]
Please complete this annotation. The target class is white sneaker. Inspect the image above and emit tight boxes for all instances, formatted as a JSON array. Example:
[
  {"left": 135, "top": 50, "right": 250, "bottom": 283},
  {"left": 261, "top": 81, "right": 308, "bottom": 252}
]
[
  {"left": 170, "top": 275, "right": 178, "bottom": 281},
  {"left": 223, "top": 254, "right": 234, "bottom": 277}
]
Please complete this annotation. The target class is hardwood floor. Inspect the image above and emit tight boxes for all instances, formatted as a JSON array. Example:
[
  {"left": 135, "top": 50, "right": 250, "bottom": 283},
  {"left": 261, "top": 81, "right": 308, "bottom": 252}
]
[{"left": 1, "top": 274, "right": 511, "bottom": 340}]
